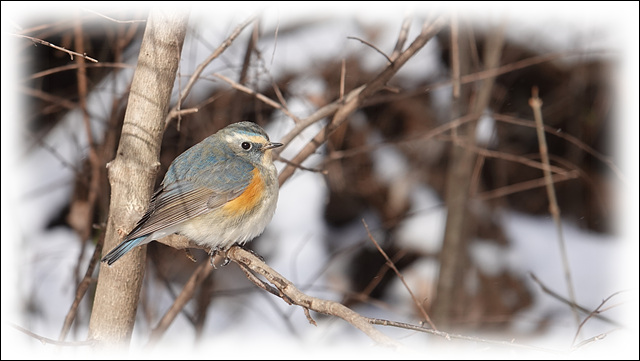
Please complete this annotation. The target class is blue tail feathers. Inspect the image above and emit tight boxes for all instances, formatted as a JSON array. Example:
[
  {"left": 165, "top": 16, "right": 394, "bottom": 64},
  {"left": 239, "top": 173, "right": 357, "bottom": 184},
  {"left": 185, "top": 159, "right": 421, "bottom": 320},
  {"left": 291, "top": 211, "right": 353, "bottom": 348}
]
[{"left": 101, "top": 236, "right": 148, "bottom": 265}]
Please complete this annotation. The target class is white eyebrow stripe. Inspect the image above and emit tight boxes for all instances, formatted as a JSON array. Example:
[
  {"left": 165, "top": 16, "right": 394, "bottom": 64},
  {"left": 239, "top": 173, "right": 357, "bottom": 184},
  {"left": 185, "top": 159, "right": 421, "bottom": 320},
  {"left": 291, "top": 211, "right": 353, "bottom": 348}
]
[{"left": 225, "top": 134, "right": 267, "bottom": 144}]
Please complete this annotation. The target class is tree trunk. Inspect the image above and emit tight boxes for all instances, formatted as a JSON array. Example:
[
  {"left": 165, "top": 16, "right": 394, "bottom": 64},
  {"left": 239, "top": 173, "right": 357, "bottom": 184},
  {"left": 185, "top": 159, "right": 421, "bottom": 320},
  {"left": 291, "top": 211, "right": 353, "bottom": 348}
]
[{"left": 88, "top": 7, "right": 189, "bottom": 346}]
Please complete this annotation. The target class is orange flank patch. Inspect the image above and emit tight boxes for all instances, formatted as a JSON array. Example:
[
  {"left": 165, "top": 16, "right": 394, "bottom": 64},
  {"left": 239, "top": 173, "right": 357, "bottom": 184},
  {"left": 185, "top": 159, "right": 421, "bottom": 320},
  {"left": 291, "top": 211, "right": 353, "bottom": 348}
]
[{"left": 222, "top": 168, "right": 264, "bottom": 216}]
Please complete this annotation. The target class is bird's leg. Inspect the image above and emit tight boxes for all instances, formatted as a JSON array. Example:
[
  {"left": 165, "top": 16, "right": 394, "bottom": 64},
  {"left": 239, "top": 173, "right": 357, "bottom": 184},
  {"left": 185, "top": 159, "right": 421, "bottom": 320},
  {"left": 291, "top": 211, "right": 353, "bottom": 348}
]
[{"left": 208, "top": 246, "right": 223, "bottom": 269}]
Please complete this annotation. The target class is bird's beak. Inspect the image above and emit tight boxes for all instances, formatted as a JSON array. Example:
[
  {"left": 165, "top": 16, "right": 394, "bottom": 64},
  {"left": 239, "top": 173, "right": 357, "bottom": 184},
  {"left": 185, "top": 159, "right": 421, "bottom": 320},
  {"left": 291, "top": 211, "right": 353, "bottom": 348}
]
[{"left": 263, "top": 142, "right": 283, "bottom": 151}]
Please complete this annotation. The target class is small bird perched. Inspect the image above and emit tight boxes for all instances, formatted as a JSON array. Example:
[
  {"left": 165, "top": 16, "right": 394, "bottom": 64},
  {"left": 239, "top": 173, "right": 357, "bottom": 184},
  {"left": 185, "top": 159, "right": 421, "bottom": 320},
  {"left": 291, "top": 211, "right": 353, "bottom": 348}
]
[{"left": 102, "top": 121, "right": 283, "bottom": 266}]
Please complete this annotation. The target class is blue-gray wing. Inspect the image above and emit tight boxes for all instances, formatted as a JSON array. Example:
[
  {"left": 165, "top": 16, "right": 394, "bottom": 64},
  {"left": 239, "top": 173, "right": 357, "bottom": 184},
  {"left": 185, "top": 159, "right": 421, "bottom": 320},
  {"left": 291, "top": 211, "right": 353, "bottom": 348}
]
[{"left": 125, "top": 156, "right": 254, "bottom": 241}]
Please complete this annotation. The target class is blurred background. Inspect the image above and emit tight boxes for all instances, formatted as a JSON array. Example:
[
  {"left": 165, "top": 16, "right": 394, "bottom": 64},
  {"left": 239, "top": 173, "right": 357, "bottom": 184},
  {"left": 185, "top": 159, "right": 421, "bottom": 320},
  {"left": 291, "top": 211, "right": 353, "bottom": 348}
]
[{"left": 1, "top": 2, "right": 638, "bottom": 358}]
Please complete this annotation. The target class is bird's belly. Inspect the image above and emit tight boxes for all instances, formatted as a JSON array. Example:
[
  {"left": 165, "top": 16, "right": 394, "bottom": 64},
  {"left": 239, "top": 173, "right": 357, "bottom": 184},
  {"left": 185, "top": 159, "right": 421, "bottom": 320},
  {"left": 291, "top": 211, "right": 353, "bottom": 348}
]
[{"left": 177, "top": 189, "right": 278, "bottom": 250}]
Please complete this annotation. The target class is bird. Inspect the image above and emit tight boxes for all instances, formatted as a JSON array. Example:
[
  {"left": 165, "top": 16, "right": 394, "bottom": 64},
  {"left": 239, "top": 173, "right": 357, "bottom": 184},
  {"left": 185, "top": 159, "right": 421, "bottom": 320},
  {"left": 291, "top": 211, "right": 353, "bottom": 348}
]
[{"left": 101, "top": 121, "right": 283, "bottom": 266}]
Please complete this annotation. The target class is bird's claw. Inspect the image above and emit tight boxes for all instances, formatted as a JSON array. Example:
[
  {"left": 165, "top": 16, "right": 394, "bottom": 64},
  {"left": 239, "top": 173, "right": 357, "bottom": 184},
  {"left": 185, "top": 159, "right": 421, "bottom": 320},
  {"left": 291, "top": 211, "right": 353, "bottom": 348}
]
[{"left": 208, "top": 247, "right": 231, "bottom": 268}]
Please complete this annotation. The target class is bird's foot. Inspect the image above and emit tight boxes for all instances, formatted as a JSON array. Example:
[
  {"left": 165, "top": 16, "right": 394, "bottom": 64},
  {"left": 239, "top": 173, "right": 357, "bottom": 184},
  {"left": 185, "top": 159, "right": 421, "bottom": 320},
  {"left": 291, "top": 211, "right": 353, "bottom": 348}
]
[{"left": 208, "top": 246, "right": 231, "bottom": 268}]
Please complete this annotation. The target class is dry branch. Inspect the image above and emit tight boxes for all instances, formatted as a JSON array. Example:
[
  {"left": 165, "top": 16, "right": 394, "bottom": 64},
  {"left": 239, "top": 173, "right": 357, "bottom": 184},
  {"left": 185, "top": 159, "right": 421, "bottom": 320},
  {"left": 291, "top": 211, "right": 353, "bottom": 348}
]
[
  {"left": 147, "top": 17, "right": 446, "bottom": 345},
  {"left": 529, "top": 87, "right": 580, "bottom": 326},
  {"left": 226, "top": 246, "right": 401, "bottom": 348},
  {"left": 13, "top": 33, "right": 98, "bottom": 62},
  {"left": 164, "top": 15, "right": 256, "bottom": 127},
  {"left": 362, "top": 219, "right": 437, "bottom": 330},
  {"left": 434, "top": 21, "right": 505, "bottom": 324},
  {"left": 278, "top": 17, "right": 446, "bottom": 185},
  {"left": 59, "top": 234, "right": 104, "bottom": 341},
  {"left": 88, "top": 8, "right": 190, "bottom": 345},
  {"left": 146, "top": 260, "right": 214, "bottom": 348}
]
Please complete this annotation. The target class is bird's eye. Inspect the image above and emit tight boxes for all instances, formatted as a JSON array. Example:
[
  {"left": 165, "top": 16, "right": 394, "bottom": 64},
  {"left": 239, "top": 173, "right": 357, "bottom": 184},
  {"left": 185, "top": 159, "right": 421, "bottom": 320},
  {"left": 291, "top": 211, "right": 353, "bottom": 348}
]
[{"left": 241, "top": 141, "right": 252, "bottom": 150}]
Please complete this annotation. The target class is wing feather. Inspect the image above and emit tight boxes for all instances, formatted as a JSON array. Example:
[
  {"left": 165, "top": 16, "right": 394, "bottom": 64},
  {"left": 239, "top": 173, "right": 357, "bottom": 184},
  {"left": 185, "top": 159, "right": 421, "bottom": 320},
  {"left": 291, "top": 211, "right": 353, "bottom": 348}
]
[
  {"left": 125, "top": 179, "right": 247, "bottom": 241},
  {"left": 125, "top": 136, "right": 255, "bottom": 241}
]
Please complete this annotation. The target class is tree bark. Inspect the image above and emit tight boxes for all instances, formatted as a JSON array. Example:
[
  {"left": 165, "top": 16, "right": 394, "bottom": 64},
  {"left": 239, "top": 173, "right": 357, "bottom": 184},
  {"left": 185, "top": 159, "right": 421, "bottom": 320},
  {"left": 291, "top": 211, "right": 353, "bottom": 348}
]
[{"left": 88, "top": 8, "right": 189, "bottom": 346}]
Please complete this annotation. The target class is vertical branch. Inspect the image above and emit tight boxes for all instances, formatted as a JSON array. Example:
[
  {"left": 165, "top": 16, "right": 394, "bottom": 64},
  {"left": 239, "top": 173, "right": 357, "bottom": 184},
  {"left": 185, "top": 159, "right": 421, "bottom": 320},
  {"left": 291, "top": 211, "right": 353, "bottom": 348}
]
[
  {"left": 450, "top": 13, "right": 461, "bottom": 99},
  {"left": 434, "top": 22, "right": 505, "bottom": 327},
  {"left": 390, "top": 14, "right": 412, "bottom": 60},
  {"left": 59, "top": 232, "right": 104, "bottom": 341},
  {"left": 146, "top": 260, "right": 213, "bottom": 348},
  {"left": 61, "top": 19, "right": 143, "bottom": 343},
  {"left": 362, "top": 220, "right": 437, "bottom": 330},
  {"left": 71, "top": 14, "right": 102, "bottom": 277},
  {"left": 529, "top": 87, "right": 580, "bottom": 326},
  {"left": 230, "top": 17, "right": 260, "bottom": 123},
  {"left": 88, "top": 7, "right": 190, "bottom": 346},
  {"left": 433, "top": 19, "right": 472, "bottom": 326},
  {"left": 165, "top": 15, "right": 255, "bottom": 126},
  {"left": 71, "top": 12, "right": 92, "bottom": 295}
]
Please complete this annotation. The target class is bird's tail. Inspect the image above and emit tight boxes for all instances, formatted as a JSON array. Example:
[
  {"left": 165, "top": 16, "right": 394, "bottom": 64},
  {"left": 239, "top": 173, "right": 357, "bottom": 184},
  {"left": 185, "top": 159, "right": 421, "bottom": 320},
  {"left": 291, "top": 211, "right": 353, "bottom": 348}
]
[{"left": 101, "top": 236, "right": 149, "bottom": 266}]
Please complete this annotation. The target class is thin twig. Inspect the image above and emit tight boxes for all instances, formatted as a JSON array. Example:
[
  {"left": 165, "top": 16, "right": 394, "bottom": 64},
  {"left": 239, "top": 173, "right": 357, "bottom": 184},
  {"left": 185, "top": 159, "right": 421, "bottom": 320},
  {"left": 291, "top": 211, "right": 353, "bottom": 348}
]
[
  {"left": 271, "top": 80, "right": 289, "bottom": 113},
  {"left": 11, "top": 323, "right": 97, "bottom": 347},
  {"left": 321, "top": 110, "right": 619, "bottom": 201},
  {"left": 274, "top": 154, "right": 328, "bottom": 174},
  {"left": 363, "top": 49, "right": 611, "bottom": 108},
  {"left": 571, "top": 331, "right": 613, "bottom": 350},
  {"left": 170, "top": 107, "right": 199, "bottom": 118},
  {"left": 25, "top": 131, "right": 81, "bottom": 173},
  {"left": 13, "top": 33, "right": 98, "bottom": 62},
  {"left": 347, "top": 36, "right": 392, "bottom": 64},
  {"left": 529, "top": 273, "right": 622, "bottom": 327},
  {"left": 339, "top": 58, "right": 346, "bottom": 101},
  {"left": 230, "top": 18, "right": 260, "bottom": 123},
  {"left": 303, "top": 308, "right": 317, "bottom": 326},
  {"left": 530, "top": 86, "right": 580, "bottom": 327},
  {"left": 358, "top": 249, "right": 408, "bottom": 301},
  {"left": 27, "top": 62, "right": 133, "bottom": 81},
  {"left": 213, "top": 73, "right": 301, "bottom": 123},
  {"left": 442, "top": 134, "right": 573, "bottom": 175},
  {"left": 571, "top": 291, "right": 624, "bottom": 348},
  {"left": 492, "top": 113, "right": 627, "bottom": 185},
  {"left": 165, "top": 15, "right": 256, "bottom": 126},
  {"left": 469, "top": 151, "right": 486, "bottom": 197},
  {"left": 19, "top": 85, "right": 77, "bottom": 110},
  {"left": 59, "top": 232, "right": 103, "bottom": 341},
  {"left": 390, "top": 15, "right": 412, "bottom": 60},
  {"left": 83, "top": 8, "right": 147, "bottom": 23},
  {"left": 152, "top": 262, "right": 198, "bottom": 326},
  {"left": 146, "top": 260, "right": 213, "bottom": 348},
  {"left": 474, "top": 171, "right": 580, "bottom": 201},
  {"left": 450, "top": 12, "right": 460, "bottom": 98},
  {"left": 278, "top": 17, "right": 446, "bottom": 185},
  {"left": 74, "top": 13, "right": 101, "bottom": 238},
  {"left": 366, "top": 318, "right": 561, "bottom": 354},
  {"left": 362, "top": 219, "right": 437, "bottom": 330}
]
